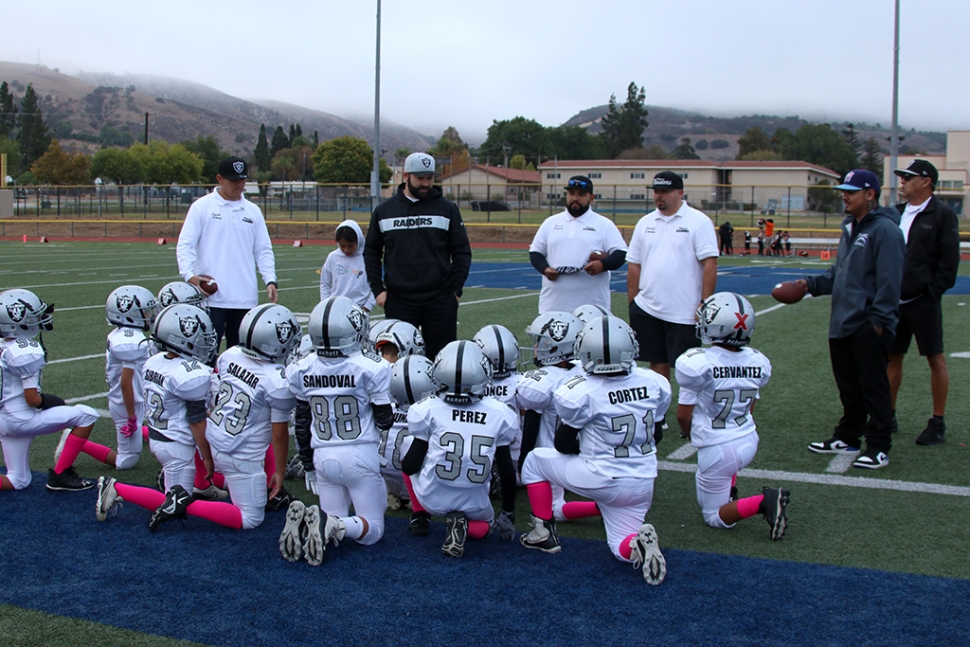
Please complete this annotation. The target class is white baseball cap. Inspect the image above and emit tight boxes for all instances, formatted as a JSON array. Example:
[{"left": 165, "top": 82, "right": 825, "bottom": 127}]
[{"left": 404, "top": 152, "right": 435, "bottom": 176}]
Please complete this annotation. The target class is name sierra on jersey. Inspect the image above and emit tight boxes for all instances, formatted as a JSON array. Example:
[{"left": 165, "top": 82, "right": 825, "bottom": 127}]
[
  {"left": 226, "top": 362, "right": 260, "bottom": 389},
  {"left": 711, "top": 366, "right": 764, "bottom": 379},
  {"left": 144, "top": 368, "right": 166, "bottom": 387},
  {"left": 452, "top": 409, "right": 487, "bottom": 425},
  {"left": 302, "top": 374, "right": 357, "bottom": 389},
  {"left": 608, "top": 386, "right": 653, "bottom": 405}
]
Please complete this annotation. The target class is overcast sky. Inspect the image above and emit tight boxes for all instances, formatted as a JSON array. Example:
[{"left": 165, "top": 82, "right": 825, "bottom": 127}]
[{"left": 2, "top": 0, "right": 967, "bottom": 143}]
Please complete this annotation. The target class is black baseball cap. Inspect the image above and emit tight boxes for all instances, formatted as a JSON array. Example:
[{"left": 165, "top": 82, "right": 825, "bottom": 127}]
[
  {"left": 565, "top": 175, "right": 594, "bottom": 193},
  {"left": 652, "top": 171, "right": 684, "bottom": 191},
  {"left": 893, "top": 159, "right": 938, "bottom": 185},
  {"left": 218, "top": 157, "right": 249, "bottom": 181}
]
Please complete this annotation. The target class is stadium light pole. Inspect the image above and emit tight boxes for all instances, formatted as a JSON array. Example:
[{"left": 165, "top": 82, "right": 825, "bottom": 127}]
[
  {"left": 371, "top": 0, "right": 382, "bottom": 209},
  {"left": 888, "top": 0, "right": 900, "bottom": 205}
]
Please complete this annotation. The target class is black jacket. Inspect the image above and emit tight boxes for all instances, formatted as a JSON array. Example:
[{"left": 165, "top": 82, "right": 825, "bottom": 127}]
[
  {"left": 363, "top": 184, "right": 472, "bottom": 305},
  {"left": 894, "top": 196, "right": 959, "bottom": 301}
]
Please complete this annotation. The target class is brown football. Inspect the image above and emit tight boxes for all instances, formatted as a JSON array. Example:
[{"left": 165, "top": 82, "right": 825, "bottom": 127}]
[
  {"left": 589, "top": 251, "right": 607, "bottom": 262},
  {"left": 771, "top": 281, "right": 806, "bottom": 304},
  {"left": 198, "top": 275, "right": 219, "bottom": 296}
]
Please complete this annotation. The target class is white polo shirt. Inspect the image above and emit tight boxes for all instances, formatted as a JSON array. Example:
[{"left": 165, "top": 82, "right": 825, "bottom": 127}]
[
  {"left": 529, "top": 209, "right": 628, "bottom": 314},
  {"left": 627, "top": 203, "right": 718, "bottom": 324}
]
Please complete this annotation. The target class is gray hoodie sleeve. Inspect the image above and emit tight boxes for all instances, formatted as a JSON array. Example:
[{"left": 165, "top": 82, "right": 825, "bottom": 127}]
[{"left": 869, "top": 222, "right": 906, "bottom": 329}]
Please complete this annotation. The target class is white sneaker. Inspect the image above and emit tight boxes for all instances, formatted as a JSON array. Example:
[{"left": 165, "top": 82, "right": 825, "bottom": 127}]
[
  {"left": 387, "top": 492, "right": 402, "bottom": 510},
  {"left": 95, "top": 476, "right": 123, "bottom": 521},
  {"left": 53, "top": 429, "right": 71, "bottom": 464},
  {"left": 629, "top": 523, "right": 666, "bottom": 585},
  {"left": 303, "top": 504, "right": 325, "bottom": 566},
  {"left": 323, "top": 512, "right": 346, "bottom": 547},
  {"left": 279, "top": 500, "right": 306, "bottom": 562},
  {"left": 193, "top": 484, "right": 229, "bottom": 500}
]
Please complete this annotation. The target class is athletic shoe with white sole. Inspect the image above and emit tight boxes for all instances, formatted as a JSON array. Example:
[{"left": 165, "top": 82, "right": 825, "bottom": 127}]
[
  {"left": 409, "top": 511, "right": 431, "bottom": 536},
  {"left": 853, "top": 449, "right": 889, "bottom": 469},
  {"left": 387, "top": 492, "right": 402, "bottom": 510},
  {"left": 519, "top": 515, "right": 560, "bottom": 554},
  {"left": 155, "top": 468, "right": 165, "bottom": 492},
  {"left": 53, "top": 429, "right": 71, "bottom": 464},
  {"left": 808, "top": 437, "right": 860, "bottom": 454},
  {"left": 46, "top": 466, "right": 96, "bottom": 492},
  {"left": 279, "top": 500, "right": 306, "bottom": 562},
  {"left": 193, "top": 484, "right": 229, "bottom": 501},
  {"left": 442, "top": 512, "right": 468, "bottom": 558},
  {"left": 149, "top": 485, "right": 191, "bottom": 532},
  {"left": 284, "top": 453, "right": 305, "bottom": 480},
  {"left": 629, "top": 523, "right": 666, "bottom": 585},
  {"left": 95, "top": 476, "right": 124, "bottom": 521},
  {"left": 759, "top": 487, "right": 790, "bottom": 541},
  {"left": 265, "top": 487, "right": 293, "bottom": 512},
  {"left": 303, "top": 505, "right": 325, "bottom": 566}
]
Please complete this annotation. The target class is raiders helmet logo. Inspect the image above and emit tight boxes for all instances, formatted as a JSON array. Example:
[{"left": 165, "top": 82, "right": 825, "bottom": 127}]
[
  {"left": 347, "top": 309, "right": 364, "bottom": 332},
  {"left": 480, "top": 354, "right": 492, "bottom": 378},
  {"left": 179, "top": 316, "right": 200, "bottom": 337},
  {"left": 546, "top": 320, "right": 569, "bottom": 342},
  {"left": 704, "top": 304, "right": 721, "bottom": 325},
  {"left": 116, "top": 295, "right": 134, "bottom": 313},
  {"left": 159, "top": 290, "right": 174, "bottom": 307},
  {"left": 233, "top": 161, "right": 245, "bottom": 174},
  {"left": 6, "top": 302, "right": 26, "bottom": 323},
  {"left": 276, "top": 321, "right": 294, "bottom": 345},
  {"left": 413, "top": 329, "right": 424, "bottom": 347}
]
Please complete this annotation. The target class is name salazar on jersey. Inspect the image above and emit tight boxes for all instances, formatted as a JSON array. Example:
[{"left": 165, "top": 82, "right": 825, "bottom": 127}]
[
  {"left": 303, "top": 374, "right": 357, "bottom": 389},
  {"left": 380, "top": 215, "right": 450, "bottom": 232},
  {"left": 226, "top": 362, "right": 260, "bottom": 389},
  {"left": 711, "top": 366, "right": 764, "bottom": 379}
]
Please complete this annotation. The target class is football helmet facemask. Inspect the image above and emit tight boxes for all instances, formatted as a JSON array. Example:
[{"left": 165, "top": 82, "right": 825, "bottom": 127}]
[
  {"left": 696, "top": 292, "right": 755, "bottom": 348},
  {"left": 150, "top": 303, "right": 217, "bottom": 362},
  {"left": 238, "top": 304, "right": 303, "bottom": 363},
  {"left": 0, "top": 289, "right": 54, "bottom": 339},
  {"left": 473, "top": 324, "right": 520, "bottom": 378},
  {"left": 575, "top": 315, "right": 639, "bottom": 375},
  {"left": 525, "top": 311, "right": 582, "bottom": 367},
  {"left": 106, "top": 285, "right": 159, "bottom": 330},
  {"left": 308, "top": 296, "right": 368, "bottom": 357}
]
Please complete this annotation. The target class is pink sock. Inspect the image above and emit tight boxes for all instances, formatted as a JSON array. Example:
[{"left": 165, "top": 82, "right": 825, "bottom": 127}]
[
  {"left": 468, "top": 520, "right": 489, "bottom": 539},
  {"left": 526, "top": 482, "right": 554, "bottom": 520},
  {"left": 618, "top": 533, "right": 636, "bottom": 560},
  {"left": 731, "top": 474, "right": 737, "bottom": 487},
  {"left": 403, "top": 474, "right": 426, "bottom": 513},
  {"left": 142, "top": 426, "right": 149, "bottom": 442},
  {"left": 186, "top": 500, "right": 243, "bottom": 529},
  {"left": 193, "top": 452, "right": 208, "bottom": 489},
  {"left": 115, "top": 482, "right": 166, "bottom": 511},
  {"left": 264, "top": 445, "right": 275, "bottom": 487},
  {"left": 562, "top": 501, "right": 600, "bottom": 520},
  {"left": 737, "top": 494, "right": 764, "bottom": 519},
  {"left": 81, "top": 440, "right": 113, "bottom": 465},
  {"left": 54, "top": 433, "right": 87, "bottom": 473},
  {"left": 211, "top": 472, "right": 225, "bottom": 489}
]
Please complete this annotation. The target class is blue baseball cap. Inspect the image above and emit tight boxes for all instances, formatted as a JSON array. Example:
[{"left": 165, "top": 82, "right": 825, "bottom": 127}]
[{"left": 834, "top": 169, "right": 880, "bottom": 193}]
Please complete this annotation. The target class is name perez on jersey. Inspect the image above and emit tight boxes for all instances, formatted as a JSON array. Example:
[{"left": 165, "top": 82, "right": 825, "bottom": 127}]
[
  {"left": 226, "top": 362, "right": 260, "bottom": 389},
  {"left": 608, "top": 386, "right": 652, "bottom": 405},
  {"left": 452, "top": 409, "right": 487, "bottom": 425},
  {"left": 302, "top": 374, "right": 357, "bottom": 389},
  {"left": 711, "top": 366, "right": 763, "bottom": 379}
]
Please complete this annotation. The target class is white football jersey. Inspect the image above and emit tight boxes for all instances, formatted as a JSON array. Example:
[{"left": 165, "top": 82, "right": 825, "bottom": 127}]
[
  {"left": 553, "top": 367, "right": 671, "bottom": 479},
  {"left": 285, "top": 350, "right": 392, "bottom": 450},
  {"left": 206, "top": 346, "right": 296, "bottom": 462},
  {"left": 105, "top": 327, "right": 151, "bottom": 417},
  {"left": 142, "top": 353, "right": 214, "bottom": 445},
  {"left": 515, "top": 364, "right": 582, "bottom": 447},
  {"left": 675, "top": 345, "right": 772, "bottom": 448},
  {"left": 379, "top": 404, "right": 412, "bottom": 473},
  {"left": 408, "top": 395, "right": 518, "bottom": 497},
  {"left": 483, "top": 373, "right": 518, "bottom": 410},
  {"left": 0, "top": 338, "right": 46, "bottom": 415}
]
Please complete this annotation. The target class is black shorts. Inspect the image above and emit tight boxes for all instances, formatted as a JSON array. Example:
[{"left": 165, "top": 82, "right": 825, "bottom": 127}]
[
  {"left": 889, "top": 294, "right": 944, "bottom": 356},
  {"left": 628, "top": 301, "right": 700, "bottom": 364}
]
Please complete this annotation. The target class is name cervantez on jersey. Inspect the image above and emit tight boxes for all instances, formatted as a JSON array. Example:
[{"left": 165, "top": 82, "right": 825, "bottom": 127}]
[
  {"left": 712, "top": 366, "right": 762, "bottom": 379},
  {"left": 608, "top": 386, "right": 651, "bottom": 405},
  {"left": 144, "top": 369, "right": 166, "bottom": 386},
  {"left": 452, "top": 409, "right": 487, "bottom": 425},
  {"left": 303, "top": 374, "right": 357, "bottom": 388},
  {"left": 226, "top": 362, "right": 260, "bottom": 389}
]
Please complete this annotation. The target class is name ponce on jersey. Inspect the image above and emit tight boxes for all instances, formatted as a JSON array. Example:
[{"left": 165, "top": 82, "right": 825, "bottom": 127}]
[
  {"left": 302, "top": 374, "right": 357, "bottom": 389},
  {"left": 393, "top": 411, "right": 408, "bottom": 424},
  {"left": 483, "top": 384, "right": 509, "bottom": 398},
  {"left": 144, "top": 368, "right": 166, "bottom": 387},
  {"left": 226, "top": 362, "right": 260, "bottom": 389},
  {"left": 608, "top": 386, "right": 652, "bottom": 405},
  {"left": 711, "top": 366, "right": 763, "bottom": 379},
  {"left": 452, "top": 409, "right": 487, "bottom": 425}
]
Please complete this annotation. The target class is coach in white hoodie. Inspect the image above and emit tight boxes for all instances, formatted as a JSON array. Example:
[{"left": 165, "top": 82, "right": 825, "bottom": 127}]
[{"left": 177, "top": 157, "right": 278, "bottom": 351}]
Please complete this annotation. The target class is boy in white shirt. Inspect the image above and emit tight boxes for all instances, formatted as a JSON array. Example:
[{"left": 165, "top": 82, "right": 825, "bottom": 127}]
[{"left": 320, "top": 220, "right": 375, "bottom": 312}]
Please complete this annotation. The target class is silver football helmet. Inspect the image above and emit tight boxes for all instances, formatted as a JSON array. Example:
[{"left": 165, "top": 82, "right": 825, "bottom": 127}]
[
  {"left": 150, "top": 303, "right": 217, "bottom": 362},
  {"left": 525, "top": 311, "right": 582, "bottom": 367},
  {"left": 390, "top": 355, "right": 438, "bottom": 407},
  {"left": 572, "top": 303, "right": 611, "bottom": 325},
  {"left": 368, "top": 318, "right": 400, "bottom": 348},
  {"left": 308, "top": 296, "right": 368, "bottom": 357},
  {"left": 106, "top": 285, "right": 159, "bottom": 330},
  {"left": 375, "top": 320, "right": 425, "bottom": 357},
  {"left": 433, "top": 340, "right": 492, "bottom": 403},
  {"left": 157, "top": 281, "right": 208, "bottom": 312},
  {"left": 575, "top": 315, "right": 639, "bottom": 375},
  {"left": 696, "top": 292, "right": 755, "bottom": 348},
  {"left": 287, "top": 334, "right": 314, "bottom": 365},
  {"left": 473, "top": 324, "right": 519, "bottom": 378},
  {"left": 238, "top": 304, "right": 302, "bottom": 363},
  {"left": 0, "top": 289, "right": 54, "bottom": 339}
]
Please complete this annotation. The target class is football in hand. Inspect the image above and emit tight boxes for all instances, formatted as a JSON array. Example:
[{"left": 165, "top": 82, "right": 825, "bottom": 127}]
[
  {"left": 197, "top": 275, "right": 218, "bottom": 296},
  {"left": 589, "top": 251, "right": 607, "bottom": 262},
  {"left": 771, "top": 281, "right": 807, "bottom": 304}
]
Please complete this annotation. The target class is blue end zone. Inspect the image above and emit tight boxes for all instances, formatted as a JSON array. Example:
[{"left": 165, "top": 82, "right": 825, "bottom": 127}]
[
  {"left": 465, "top": 262, "right": 970, "bottom": 296},
  {"left": 1, "top": 479, "right": 967, "bottom": 646}
]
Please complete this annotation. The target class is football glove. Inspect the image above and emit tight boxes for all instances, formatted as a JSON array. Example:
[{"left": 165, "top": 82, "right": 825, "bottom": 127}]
[
  {"left": 120, "top": 417, "right": 139, "bottom": 437},
  {"left": 492, "top": 510, "right": 515, "bottom": 541},
  {"left": 305, "top": 471, "right": 318, "bottom": 496}
]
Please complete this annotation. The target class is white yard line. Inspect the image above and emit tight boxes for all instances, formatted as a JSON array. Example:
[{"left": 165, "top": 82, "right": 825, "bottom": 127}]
[
  {"left": 825, "top": 453, "right": 859, "bottom": 473},
  {"left": 47, "top": 353, "right": 104, "bottom": 365},
  {"left": 665, "top": 443, "right": 699, "bottom": 460},
  {"left": 65, "top": 391, "right": 109, "bottom": 404}
]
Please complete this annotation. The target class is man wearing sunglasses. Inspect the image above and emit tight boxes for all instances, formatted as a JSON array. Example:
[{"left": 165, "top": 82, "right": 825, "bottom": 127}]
[{"left": 529, "top": 175, "right": 628, "bottom": 314}]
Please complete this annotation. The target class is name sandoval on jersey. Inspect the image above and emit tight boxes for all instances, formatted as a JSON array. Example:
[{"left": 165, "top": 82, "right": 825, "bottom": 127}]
[
  {"left": 303, "top": 374, "right": 357, "bottom": 388},
  {"left": 226, "top": 362, "right": 260, "bottom": 389},
  {"left": 608, "top": 386, "right": 652, "bottom": 405},
  {"left": 712, "top": 366, "right": 763, "bottom": 379}
]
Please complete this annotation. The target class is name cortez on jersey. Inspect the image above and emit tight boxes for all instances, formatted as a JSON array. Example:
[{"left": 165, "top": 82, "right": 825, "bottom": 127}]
[
  {"left": 302, "top": 374, "right": 357, "bottom": 389},
  {"left": 226, "top": 362, "right": 260, "bottom": 389},
  {"left": 608, "top": 386, "right": 653, "bottom": 405},
  {"left": 711, "top": 366, "right": 764, "bottom": 379}
]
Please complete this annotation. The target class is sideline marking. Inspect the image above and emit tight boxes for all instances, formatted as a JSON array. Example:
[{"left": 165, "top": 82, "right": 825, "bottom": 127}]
[
  {"left": 66, "top": 392, "right": 109, "bottom": 404},
  {"left": 48, "top": 353, "right": 103, "bottom": 365},
  {"left": 666, "top": 443, "right": 698, "bottom": 460}
]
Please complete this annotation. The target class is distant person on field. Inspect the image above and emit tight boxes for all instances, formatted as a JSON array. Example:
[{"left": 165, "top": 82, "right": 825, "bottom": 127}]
[
  {"left": 529, "top": 175, "right": 627, "bottom": 314},
  {"left": 177, "top": 157, "right": 278, "bottom": 351},
  {"left": 363, "top": 152, "right": 471, "bottom": 360},
  {"left": 888, "top": 160, "right": 959, "bottom": 446},
  {"left": 800, "top": 170, "right": 905, "bottom": 470},
  {"left": 627, "top": 171, "right": 718, "bottom": 383},
  {"left": 320, "top": 219, "right": 375, "bottom": 312},
  {"left": 744, "top": 230, "right": 751, "bottom": 255},
  {"left": 718, "top": 221, "right": 734, "bottom": 255}
]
